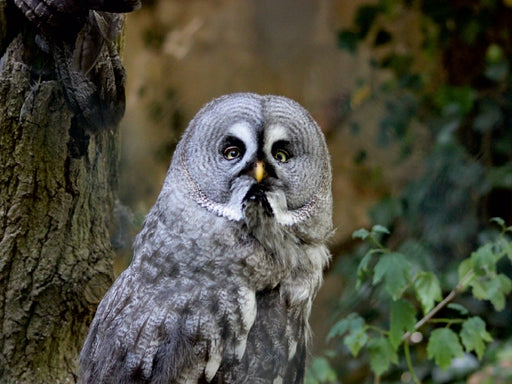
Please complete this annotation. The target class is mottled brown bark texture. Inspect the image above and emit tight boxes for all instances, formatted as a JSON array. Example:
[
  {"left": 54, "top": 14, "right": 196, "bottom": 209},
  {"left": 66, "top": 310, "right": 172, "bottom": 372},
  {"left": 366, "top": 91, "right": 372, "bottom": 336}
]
[{"left": 0, "top": 0, "right": 139, "bottom": 381}]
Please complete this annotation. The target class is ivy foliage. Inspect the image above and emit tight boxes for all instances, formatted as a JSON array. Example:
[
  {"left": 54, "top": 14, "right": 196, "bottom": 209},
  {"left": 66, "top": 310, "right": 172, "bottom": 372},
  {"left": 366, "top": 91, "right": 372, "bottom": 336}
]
[
  {"left": 311, "top": 224, "right": 512, "bottom": 383},
  {"left": 355, "top": 225, "right": 510, "bottom": 376},
  {"left": 307, "top": 0, "right": 512, "bottom": 382}
]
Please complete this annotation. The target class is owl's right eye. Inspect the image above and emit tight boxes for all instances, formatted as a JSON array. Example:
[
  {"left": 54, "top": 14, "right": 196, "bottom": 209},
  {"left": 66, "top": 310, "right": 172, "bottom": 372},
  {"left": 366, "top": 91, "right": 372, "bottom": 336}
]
[{"left": 223, "top": 146, "right": 243, "bottom": 160}]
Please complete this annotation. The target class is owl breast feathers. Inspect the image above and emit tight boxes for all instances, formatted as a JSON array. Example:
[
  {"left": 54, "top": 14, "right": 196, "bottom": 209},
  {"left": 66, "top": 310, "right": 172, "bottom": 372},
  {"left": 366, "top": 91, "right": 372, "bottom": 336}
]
[{"left": 79, "top": 93, "right": 333, "bottom": 384}]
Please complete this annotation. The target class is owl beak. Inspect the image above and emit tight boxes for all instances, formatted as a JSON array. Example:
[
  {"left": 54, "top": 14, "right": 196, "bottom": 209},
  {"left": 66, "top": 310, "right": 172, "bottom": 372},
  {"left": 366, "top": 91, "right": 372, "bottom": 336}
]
[{"left": 252, "top": 161, "right": 267, "bottom": 183}]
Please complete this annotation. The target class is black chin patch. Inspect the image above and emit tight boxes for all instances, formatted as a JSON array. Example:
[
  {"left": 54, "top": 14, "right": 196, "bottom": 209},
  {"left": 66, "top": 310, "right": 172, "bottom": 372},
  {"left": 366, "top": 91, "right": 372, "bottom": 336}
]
[{"left": 243, "top": 184, "right": 274, "bottom": 217}]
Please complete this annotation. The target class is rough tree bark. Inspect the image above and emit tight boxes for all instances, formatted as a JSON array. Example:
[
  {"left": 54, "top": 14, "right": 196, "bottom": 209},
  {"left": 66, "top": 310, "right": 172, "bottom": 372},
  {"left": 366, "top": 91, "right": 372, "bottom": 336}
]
[{"left": 0, "top": 0, "right": 139, "bottom": 381}]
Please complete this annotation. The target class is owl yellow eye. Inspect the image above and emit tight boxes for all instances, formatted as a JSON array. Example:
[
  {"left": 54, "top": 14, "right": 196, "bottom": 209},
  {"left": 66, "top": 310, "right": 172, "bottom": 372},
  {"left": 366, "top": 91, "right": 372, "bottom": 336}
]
[
  {"left": 274, "top": 149, "right": 289, "bottom": 163},
  {"left": 223, "top": 146, "right": 242, "bottom": 160}
]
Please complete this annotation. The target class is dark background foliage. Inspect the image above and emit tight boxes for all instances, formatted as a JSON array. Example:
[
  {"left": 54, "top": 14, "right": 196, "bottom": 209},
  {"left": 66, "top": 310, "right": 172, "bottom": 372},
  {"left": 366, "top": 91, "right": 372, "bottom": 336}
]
[{"left": 323, "top": 0, "right": 512, "bottom": 382}]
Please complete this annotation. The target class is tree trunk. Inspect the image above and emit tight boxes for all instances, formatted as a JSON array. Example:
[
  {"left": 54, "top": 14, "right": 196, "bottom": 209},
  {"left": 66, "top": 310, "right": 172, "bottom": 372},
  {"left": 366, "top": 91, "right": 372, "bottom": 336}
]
[{"left": 0, "top": 0, "right": 138, "bottom": 381}]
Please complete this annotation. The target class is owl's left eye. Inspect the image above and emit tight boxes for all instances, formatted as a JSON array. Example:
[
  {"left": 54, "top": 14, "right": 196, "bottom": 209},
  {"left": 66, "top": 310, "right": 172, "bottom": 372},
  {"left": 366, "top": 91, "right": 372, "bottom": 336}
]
[
  {"left": 271, "top": 140, "right": 291, "bottom": 163},
  {"left": 223, "top": 146, "right": 243, "bottom": 160},
  {"left": 274, "top": 150, "right": 290, "bottom": 163}
]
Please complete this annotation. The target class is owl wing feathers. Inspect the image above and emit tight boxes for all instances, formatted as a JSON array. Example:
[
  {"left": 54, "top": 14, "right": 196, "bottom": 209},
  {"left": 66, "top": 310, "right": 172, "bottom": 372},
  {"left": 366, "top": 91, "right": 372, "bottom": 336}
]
[
  {"left": 79, "top": 267, "right": 258, "bottom": 384},
  {"left": 216, "top": 287, "right": 307, "bottom": 384}
]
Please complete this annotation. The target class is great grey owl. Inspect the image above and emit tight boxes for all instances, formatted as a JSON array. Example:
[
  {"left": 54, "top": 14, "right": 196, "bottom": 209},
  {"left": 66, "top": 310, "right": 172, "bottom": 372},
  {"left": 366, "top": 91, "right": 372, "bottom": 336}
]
[{"left": 79, "top": 93, "right": 333, "bottom": 383}]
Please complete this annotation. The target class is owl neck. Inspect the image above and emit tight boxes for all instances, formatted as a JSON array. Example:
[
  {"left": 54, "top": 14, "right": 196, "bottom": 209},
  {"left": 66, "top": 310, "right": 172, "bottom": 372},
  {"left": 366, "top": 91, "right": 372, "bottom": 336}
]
[
  {"left": 134, "top": 163, "right": 330, "bottom": 304},
  {"left": 241, "top": 198, "right": 330, "bottom": 301}
]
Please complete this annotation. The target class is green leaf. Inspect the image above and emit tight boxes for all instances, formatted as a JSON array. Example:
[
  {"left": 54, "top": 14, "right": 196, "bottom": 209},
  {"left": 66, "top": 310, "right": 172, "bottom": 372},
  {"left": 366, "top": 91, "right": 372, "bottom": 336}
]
[
  {"left": 332, "top": 314, "right": 368, "bottom": 357},
  {"left": 367, "top": 337, "right": 398, "bottom": 376},
  {"left": 499, "top": 237, "right": 512, "bottom": 263},
  {"left": 305, "top": 357, "right": 337, "bottom": 384},
  {"left": 490, "top": 217, "right": 506, "bottom": 228},
  {"left": 371, "top": 224, "right": 390, "bottom": 235},
  {"left": 373, "top": 252, "right": 411, "bottom": 300},
  {"left": 427, "top": 328, "right": 464, "bottom": 370},
  {"left": 345, "top": 325, "right": 368, "bottom": 357},
  {"left": 327, "top": 313, "right": 370, "bottom": 359},
  {"left": 488, "top": 274, "right": 512, "bottom": 311},
  {"left": 352, "top": 228, "right": 370, "bottom": 240},
  {"left": 447, "top": 303, "right": 469, "bottom": 315},
  {"left": 460, "top": 317, "right": 493, "bottom": 359},
  {"left": 326, "top": 313, "right": 363, "bottom": 341},
  {"left": 356, "top": 251, "right": 373, "bottom": 289},
  {"left": 398, "top": 239, "right": 434, "bottom": 272},
  {"left": 471, "top": 243, "right": 497, "bottom": 276},
  {"left": 326, "top": 320, "right": 349, "bottom": 342},
  {"left": 458, "top": 258, "right": 474, "bottom": 290},
  {"left": 414, "top": 271, "right": 442, "bottom": 314},
  {"left": 470, "top": 278, "right": 488, "bottom": 301},
  {"left": 389, "top": 299, "right": 416, "bottom": 349},
  {"left": 467, "top": 272, "right": 512, "bottom": 311}
]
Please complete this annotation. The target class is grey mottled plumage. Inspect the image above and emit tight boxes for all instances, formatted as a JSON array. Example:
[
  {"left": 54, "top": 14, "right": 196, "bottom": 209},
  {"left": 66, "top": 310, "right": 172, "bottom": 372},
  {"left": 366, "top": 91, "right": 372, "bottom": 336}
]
[{"left": 79, "top": 93, "right": 333, "bottom": 383}]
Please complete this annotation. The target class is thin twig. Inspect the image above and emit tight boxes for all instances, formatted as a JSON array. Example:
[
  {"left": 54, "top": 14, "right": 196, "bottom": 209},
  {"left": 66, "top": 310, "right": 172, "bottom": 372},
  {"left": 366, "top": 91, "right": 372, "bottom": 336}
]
[{"left": 402, "top": 269, "right": 474, "bottom": 341}]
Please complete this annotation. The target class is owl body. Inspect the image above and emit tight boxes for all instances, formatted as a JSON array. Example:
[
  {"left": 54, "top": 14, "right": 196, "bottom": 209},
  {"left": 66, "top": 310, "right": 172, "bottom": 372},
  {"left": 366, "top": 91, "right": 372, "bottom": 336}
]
[{"left": 79, "top": 93, "right": 332, "bottom": 384}]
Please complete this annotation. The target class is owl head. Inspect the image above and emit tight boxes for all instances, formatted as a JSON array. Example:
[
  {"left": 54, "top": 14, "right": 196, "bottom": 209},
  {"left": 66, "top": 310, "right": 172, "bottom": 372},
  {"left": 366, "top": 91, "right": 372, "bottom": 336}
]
[{"left": 166, "top": 93, "right": 332, "bottom": 243}]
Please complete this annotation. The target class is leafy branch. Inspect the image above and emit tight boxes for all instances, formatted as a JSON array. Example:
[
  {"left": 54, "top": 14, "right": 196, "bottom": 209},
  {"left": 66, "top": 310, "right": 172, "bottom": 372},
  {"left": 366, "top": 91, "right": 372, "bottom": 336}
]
[
  {"left": 327, "top": 219, "right": 512, "bottom": 383},
  {"left": 401, "top": 267, "right": 473, "bottom": 343}
]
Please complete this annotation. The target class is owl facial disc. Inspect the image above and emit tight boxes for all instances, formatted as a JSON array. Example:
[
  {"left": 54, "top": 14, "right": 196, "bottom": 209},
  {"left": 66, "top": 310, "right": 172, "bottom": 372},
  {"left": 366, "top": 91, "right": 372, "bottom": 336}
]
[{"left": 176, "top": 93, "right": 331, "bottom": 228}]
